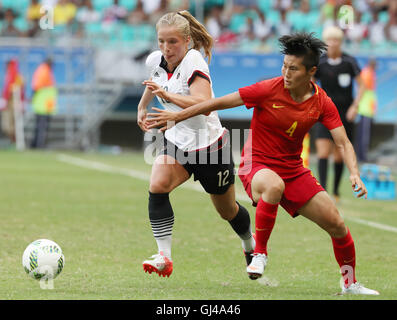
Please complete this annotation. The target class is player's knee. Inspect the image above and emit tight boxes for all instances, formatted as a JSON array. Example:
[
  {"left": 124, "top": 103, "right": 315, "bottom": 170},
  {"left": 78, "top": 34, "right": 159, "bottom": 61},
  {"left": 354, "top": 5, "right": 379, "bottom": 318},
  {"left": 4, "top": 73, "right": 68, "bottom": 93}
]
[
  {"left": 328, "top": 214, "right": 347, "bottom": 238},
  {"left": 149, "top": 178, "right": 173, "bottom": 194},
  {"left": 274, "top": 179, "right": 285, "bottom": 195},
  {"left": 215, "top": 202, "right": 238, "bottom": 221},
  {"left": 263, "top": 179, "right": 285, "bottom": 201}
]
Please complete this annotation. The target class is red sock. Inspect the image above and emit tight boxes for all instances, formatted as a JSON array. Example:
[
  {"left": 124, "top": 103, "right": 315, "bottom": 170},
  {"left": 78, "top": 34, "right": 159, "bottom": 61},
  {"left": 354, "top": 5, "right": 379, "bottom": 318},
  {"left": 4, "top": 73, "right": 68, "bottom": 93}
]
[
  {"left": 254, "top": 199, "right": 278, "bottom": 255},
  {"left": 332, "top": 228, "right": 357, "bottom": 287}
]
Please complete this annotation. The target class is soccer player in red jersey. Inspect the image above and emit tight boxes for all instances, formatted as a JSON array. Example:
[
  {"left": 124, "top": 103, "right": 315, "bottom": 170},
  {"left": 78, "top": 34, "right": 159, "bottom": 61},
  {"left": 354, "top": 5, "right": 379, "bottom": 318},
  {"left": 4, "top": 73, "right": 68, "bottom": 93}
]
[{"left": 146, "top": 32, "right": 379, "bottom": 295}]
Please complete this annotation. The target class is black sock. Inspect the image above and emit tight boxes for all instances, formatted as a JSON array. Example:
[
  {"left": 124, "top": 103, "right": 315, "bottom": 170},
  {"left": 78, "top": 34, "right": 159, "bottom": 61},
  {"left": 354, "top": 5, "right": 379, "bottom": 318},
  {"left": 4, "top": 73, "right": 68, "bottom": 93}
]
[
  {"left": 148, "top": 192, "right": 174, "bottom": 240},
  {"left": 318, "top": 158, "right": 328, "bottom": 190},
  {"left": 228, "top": 201, "right": 252, "bottom": 240},
  {"left": 333, "top": 162, "right": 344, "bottom": 196}
]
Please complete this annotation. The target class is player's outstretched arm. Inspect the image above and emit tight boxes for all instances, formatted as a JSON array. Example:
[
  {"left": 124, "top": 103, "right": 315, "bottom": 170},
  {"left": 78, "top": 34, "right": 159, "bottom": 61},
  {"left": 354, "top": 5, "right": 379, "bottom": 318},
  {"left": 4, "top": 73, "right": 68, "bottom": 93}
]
[
  {"left": 143, "top": 76, "right": 212, "bottom": 110},
  {"left": 331, "top": 126, "right": 367, "bottom": 198},
  {"left": 147, "top": 91, "right": 244, "bottom": 131}
]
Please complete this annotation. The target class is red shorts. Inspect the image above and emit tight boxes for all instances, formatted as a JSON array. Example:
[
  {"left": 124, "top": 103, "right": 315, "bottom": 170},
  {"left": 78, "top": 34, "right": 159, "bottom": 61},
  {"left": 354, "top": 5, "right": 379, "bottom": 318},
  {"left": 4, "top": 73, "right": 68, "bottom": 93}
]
[{"left": 238, "top": 162, "right": 325, "bottom": 217}]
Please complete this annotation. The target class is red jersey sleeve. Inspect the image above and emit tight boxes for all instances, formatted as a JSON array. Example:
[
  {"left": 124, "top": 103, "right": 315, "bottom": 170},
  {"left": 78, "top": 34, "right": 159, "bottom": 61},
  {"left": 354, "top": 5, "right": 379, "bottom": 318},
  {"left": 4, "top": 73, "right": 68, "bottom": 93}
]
[
  {"left": 238, "top": 80, "right": 272, "bottom": 109},
  {"left": 319, "top": 96, "right": 343, "bottom": 130}
]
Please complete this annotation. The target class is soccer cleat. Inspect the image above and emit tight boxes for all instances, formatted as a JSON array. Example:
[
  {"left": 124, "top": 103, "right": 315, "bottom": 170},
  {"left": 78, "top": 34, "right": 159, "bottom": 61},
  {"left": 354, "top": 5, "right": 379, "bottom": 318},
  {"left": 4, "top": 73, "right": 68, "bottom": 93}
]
[
  {"left": 341, "top": 282, "right": 380, "bottom": 295},
  {"left": 246, "top": 253, "right": 267, "bottom": 280},
  {"left": 243, "top": 233, "right": 256, "bottom": 266},
  {"left": 142, "top": 252, "right": 173, "bottom": 277}
]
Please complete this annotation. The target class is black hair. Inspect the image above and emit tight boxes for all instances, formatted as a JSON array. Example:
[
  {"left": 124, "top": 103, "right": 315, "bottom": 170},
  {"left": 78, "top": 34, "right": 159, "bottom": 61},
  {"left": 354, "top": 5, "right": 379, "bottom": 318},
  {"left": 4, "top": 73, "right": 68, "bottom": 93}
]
[{"left": 279, "top": 32, "right": 327, "bottom": 70}]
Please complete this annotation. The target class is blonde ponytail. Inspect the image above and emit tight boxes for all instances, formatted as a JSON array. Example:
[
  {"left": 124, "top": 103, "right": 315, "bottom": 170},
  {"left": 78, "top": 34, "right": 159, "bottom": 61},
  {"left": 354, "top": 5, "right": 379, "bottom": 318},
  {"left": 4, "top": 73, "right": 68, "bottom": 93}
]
[{"left": 156, "top": 11, "right": 214, "bottom": 63}]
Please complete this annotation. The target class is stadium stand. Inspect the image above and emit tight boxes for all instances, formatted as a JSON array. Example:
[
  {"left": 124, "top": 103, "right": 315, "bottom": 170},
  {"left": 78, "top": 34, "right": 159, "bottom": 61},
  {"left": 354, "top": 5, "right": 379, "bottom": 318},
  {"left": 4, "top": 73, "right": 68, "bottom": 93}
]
[{"left": 0, "top": 0, "right": 396, "bottom": 162}]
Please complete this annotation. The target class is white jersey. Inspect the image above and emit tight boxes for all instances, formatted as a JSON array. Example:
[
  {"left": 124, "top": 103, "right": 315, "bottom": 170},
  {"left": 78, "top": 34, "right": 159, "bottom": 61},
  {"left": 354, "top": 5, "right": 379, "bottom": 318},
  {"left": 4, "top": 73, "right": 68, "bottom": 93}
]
[{"left": 146, "top": 49, "right": 224, "bottom": 152}]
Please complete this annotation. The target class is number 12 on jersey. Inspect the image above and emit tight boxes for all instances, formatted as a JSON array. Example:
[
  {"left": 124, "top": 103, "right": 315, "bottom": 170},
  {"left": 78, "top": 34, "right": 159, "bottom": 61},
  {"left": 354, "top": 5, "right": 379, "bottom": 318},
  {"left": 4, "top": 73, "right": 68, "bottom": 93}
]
[{"left": 217, "top": 170, "right": 230, "bottom": 187}]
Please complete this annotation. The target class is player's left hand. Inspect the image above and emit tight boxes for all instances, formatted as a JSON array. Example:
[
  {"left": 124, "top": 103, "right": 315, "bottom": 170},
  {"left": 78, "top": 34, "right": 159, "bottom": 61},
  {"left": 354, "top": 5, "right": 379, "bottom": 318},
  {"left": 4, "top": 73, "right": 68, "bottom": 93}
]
[
  {"left": 143, "top": 80, "right": 169, "bottom": 101},
  {"left": 350, "top": 174, "right": 367, "bottom": 199},
  {"left": 147, "top": 107, "right": 178, "bottom": 132}
]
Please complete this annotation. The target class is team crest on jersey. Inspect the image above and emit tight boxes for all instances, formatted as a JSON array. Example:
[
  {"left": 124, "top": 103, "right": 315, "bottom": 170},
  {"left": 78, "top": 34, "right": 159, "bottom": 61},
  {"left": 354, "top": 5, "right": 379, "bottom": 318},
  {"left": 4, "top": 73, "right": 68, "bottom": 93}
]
[{"left": 307, "top": 106, "right": 320, "bottom": 120}]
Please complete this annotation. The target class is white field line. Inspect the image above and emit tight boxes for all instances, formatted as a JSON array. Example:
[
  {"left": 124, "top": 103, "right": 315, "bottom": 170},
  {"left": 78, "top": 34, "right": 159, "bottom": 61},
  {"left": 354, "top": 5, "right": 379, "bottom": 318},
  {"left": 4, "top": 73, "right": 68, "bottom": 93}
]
[
  {"left": 56, "top": 153, "right": 251, "bottom": 202},
  {"left": 342, "top": 216, "right": 397, "bottom": 233},
  {"left": 56, "top": 153, "right": 397, "bottom": 234}
]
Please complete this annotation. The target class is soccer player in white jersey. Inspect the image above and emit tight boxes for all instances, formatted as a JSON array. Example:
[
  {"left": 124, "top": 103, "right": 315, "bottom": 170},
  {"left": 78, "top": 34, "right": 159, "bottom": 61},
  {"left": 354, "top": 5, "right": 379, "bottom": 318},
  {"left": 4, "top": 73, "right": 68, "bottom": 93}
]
[{"left": 137, "top": 11, "right": 255, "bottom": 277}]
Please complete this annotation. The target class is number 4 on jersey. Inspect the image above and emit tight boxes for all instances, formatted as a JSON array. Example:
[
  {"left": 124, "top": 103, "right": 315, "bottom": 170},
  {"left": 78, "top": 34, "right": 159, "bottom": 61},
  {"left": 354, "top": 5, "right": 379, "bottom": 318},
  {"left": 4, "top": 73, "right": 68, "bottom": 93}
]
[{"left": 285, "top": 121, "right": 298, "bottom": 137}]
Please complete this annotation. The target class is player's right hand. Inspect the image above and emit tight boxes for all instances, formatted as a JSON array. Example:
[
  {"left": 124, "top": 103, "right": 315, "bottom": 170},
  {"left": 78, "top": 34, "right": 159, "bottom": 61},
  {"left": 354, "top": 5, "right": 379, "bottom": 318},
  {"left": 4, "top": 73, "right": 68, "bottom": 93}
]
[{"left": 350, "top": 174, "right": 367, "bottom": 199}]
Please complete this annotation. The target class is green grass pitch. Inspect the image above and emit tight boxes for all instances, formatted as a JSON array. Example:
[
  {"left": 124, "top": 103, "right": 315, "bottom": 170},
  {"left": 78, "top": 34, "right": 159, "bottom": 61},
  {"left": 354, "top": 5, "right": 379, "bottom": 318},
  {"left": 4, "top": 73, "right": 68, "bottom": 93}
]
[{"left": 0, "top": 150, "right": 396, "bottom": 300}]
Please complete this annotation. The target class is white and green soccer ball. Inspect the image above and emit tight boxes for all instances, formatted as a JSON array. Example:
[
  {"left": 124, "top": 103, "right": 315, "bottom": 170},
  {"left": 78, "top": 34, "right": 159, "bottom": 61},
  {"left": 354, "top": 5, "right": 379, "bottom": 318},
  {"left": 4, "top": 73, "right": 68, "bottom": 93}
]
[{"left": 22, "top": 239, "right": 65, "bottom": 280}]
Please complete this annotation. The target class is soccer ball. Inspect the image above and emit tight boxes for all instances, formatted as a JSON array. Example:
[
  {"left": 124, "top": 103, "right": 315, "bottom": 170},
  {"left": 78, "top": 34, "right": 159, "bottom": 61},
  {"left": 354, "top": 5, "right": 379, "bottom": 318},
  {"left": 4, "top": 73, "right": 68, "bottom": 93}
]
[{"left": 22, "top": 239, "right": 65, "bottom": 280}]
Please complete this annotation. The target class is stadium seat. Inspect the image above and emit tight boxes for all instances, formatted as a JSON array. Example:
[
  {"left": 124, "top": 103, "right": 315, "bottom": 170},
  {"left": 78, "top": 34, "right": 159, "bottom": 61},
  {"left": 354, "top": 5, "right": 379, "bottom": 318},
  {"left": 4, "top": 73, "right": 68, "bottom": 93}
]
[
  {"left": 379, "top": 11, "right": 389, "bottom": 24},
  {"left": 119, "top": 23, "right": 136, "bottom": 42},
  {"left": 257, "top": 0, "right": 272, "bottom": 14},
  {"left": 266, "top": 9, "right": 281, "bottom": 25},
  {"left": 361, "top": 11, "right": 373, "bottom": 24},
  {"left": 14, "top": 17, "right": 30, "bottom": 32},
  {"left": 93, "top": 0, "right": 114, "bottom": 12},
  {"left": 118, "top": 23, "right": 155, "bottom": 43},
  {"left": 290, "top": 9, "right": 320, "bottom": 33},
  {"left": 119, "top": 0, "right": 137, "bottom": 11},
  {"left": 2, "top": 0, "right": 30, "bottom": 14},
  {"left": 287, "top": 10, "right": 306, "bottom": 32},
  {"left": 206, "top": 0, "right": 225, "bottom": 7},
  {"left": 309, "top": 0, "right": 320, "bottom": 10},
  {"left": 85, "top": 22, "right": 104, "bottom": 37},
  {"left": 229, "top": 10, "right": 258, "bottom": 34}
]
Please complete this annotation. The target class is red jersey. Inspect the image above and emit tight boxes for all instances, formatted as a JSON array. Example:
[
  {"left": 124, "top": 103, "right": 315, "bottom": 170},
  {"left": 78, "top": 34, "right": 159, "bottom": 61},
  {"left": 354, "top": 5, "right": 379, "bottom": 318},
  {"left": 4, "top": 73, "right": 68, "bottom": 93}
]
[{"left": 238, "top": 76, "right": 342, "bottom": 178}]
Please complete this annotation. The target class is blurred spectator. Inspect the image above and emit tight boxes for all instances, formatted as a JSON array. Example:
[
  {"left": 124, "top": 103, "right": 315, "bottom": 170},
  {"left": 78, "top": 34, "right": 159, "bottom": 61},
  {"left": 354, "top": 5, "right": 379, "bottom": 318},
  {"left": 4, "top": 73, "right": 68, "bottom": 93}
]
[
  {"left": 76, "top": 0, "right": 101, "bottom": 24},
  {"left": 274, "top": 0, "right": 293, "bottom": 11},
  {"left": 354, "top": 0, "right": 371, "bottom": 13},
  {"left": 356, "top": 58, "right": 377, "bottom": 162},
  {"left": 288, "top": 0, "right": 313, "bottom": 32},
  {"left": 241, "top": 16, "right": 256, "bottom": 41},
  {"left": 27, "top": 0, "right": 43, "bottom": 22},
  {"left": 252, "top": 10, "right": 273, "bottom": 42},
  {"left": 30, "top": 58, "right": 57, "bottom": 149},
  {"left": 41, "top": 0, "right": 58, "bottom": 7},
  {"left": 368, "top": 9, "right": 387, "bottom": 45},
  {"left": 26, "top": 0, "right": 44, "bottom": 37},
  {"left": 205, "top": 5, "right": 228, "bottom": 40},
  {"left": 1, "top": 9, "right": 24, "bottom": 37},
  {"left": 233, "top": 0, "right": 258, "bottom": 9},
  {"left": 147, "top": 0, "right": 168, "bottom": 24},
  {"left": 346, "top": 10, "right": 368, "bottom": 45},
  {"left": 320, "top": 0, "right": 337, "bottom": 28},
  {"left": 276, "top": 9, "right": 292, "bottom": 36},
  {"left": 54, "top": 0, "right": 77, "bottom": 26},
  {"left": 239, "top": 15, "right": 263, "bottom": 51},
  {"left": 385, "top": 1, "right": 397, "bottom": 42},
  {"left": 368, "top": 0, "right": 390, "bottom": 12},
  {"left": 141, "top": 0, "right": 162, "bottom": 16},
  {"left": 103, "top": 0, "right": 128, "bottom": 23},
  {"left": 0, "top": 59, "right": 25, "bottom": 143},
  {"left": 127, "top": 0, "right": 148, "bottom": 25}
]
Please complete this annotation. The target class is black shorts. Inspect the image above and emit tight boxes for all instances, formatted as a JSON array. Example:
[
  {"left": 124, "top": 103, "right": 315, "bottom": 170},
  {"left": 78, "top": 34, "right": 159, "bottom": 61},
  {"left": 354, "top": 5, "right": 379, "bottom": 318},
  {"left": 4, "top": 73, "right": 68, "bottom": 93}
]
[
  {"left": 159, "top": 130, "right": 235, "bottom": 195},
  {"left": 314, "top": 120, "right": 354, "bottom": 142}
]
